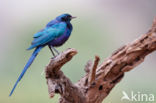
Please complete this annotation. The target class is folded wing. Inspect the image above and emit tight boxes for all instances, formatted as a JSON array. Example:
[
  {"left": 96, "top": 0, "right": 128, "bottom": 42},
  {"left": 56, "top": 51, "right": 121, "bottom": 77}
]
[{"left": 27, "top": 24, "right": 65, "bottom": 50}]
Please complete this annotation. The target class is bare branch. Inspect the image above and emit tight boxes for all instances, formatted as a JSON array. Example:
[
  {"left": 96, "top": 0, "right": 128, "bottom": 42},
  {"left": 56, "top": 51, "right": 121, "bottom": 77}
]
[
  {"left": 45, "top": 17, "right": 156, "bottom": 103},
  {"left": 88, "top": 56, "right": 100, "bottom": 84},
  {"left": 45, "top": 48, "right": 86, "bottom": 103}
]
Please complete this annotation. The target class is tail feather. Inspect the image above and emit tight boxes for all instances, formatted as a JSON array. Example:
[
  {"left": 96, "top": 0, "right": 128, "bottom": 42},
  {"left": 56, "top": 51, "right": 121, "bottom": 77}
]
[{"left": 9, "top": 46, "right": 43, "bottom": 96}]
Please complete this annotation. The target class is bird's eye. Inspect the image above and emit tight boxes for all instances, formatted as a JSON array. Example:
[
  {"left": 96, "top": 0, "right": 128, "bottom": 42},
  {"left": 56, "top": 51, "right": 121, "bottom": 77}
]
[
  {"left": 67, "top": 15, "right": 71, "bottom": 18},
  {"left": 61, "top": 15, "right": 71, "bottom": 21},
  {"left": 61, "top": 17, "right": 66, "bottom": 21},
  {"left": 65, "top": 16, "right": 68, "bottom": 19},
  {"left": 61, "top": 16, "right": 67, "bottom": 21}
]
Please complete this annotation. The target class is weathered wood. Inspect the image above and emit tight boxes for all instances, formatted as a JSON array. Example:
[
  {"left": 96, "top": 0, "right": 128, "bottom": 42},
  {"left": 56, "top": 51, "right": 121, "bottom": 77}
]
[{"left": 45, "top": 18, "right": 156, "bottom": 103}]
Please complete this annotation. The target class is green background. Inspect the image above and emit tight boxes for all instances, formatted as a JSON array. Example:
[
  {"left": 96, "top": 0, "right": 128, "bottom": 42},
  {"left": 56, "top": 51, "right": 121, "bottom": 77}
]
[{"left": 0, "top": 0, "right": 156, "bottom": 103}]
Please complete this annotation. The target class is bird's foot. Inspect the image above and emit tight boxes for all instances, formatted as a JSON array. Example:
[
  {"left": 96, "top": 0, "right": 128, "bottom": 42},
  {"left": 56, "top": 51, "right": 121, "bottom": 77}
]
[
  {"left": 51, "top": 55, "right": 56, "bottom": 59},
  {"left": 51, "top": 47, "right": 60, "bottom": 55}
]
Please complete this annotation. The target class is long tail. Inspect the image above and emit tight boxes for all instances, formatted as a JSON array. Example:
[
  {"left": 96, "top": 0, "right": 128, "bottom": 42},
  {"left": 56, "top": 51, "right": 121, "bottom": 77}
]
[{"left": 9, "top": 46, "right": 43, "bottom": 96}]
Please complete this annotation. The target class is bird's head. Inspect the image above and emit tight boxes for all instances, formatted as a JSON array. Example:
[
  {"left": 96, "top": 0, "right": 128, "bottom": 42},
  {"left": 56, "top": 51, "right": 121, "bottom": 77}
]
[{"left": 56, "top": 13, "right": 76, "bottom": 22}]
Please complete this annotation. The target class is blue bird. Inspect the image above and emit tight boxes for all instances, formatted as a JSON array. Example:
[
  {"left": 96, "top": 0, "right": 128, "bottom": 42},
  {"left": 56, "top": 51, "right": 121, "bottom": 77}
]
[{"left": 9, "top": 13, "right": 76, "bottom": 96}]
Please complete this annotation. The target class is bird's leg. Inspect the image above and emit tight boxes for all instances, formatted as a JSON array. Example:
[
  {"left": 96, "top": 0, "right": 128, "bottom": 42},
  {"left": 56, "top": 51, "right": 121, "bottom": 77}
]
[
  {"left": 48, "top": 45, "right": 55, "bottom": 57},
  {"left": 51, "top": 46, "right": 60, "bottom": 55}
]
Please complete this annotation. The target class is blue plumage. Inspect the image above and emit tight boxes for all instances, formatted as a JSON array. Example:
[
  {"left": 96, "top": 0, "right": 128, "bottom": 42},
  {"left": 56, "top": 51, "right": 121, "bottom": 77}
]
[
  {"left": 9, "top": 13, "right": 76, "bottom": 96},
  {"left": 9, "top": 46, "right": 43, "bottom": 96}
]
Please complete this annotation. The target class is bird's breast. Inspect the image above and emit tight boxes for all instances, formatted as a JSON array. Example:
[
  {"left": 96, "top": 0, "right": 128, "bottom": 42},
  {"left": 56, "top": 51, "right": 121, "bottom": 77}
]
[{"left": 48, "top": 28, "right": 71, "bottom": 47}]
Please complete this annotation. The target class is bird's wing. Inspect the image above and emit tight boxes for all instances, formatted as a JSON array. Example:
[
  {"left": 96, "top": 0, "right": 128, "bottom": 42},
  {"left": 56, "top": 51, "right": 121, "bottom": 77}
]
[
  {"left": 46, "top": 19, "right": 59, "bottom": 27},
  {"left": 33, "top": 29, "right": 44, "bottom": 38},
  {"left": 27, "top": 24, "right": 66, "bottom": 50},
  {"left": 33, "top": 19, "right": 59, "bottom": 38}
]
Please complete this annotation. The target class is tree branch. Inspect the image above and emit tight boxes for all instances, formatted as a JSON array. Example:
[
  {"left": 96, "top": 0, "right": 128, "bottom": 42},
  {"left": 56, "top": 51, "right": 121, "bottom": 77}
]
[{"left": 45, "top": 18, "right": 156, "bottom": 103}]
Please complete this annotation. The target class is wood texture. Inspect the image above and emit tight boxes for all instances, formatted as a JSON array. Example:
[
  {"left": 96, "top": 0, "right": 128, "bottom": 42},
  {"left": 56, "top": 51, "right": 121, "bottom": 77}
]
[{"left": 45, "top": 18, "right": 156, "bottom": 103}]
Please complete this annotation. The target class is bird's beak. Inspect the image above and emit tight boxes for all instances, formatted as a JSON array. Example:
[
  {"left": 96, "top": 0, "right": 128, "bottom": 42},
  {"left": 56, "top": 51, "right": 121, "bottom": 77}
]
[{"left": 71, "top": 16, "right": 77, "bottom": 19}]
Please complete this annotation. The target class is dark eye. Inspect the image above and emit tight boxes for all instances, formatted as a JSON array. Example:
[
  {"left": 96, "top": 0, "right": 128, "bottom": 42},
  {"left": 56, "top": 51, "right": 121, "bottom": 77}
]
[
  {"left": 67, "top": 15, "right": 71, "bottom": 18},
  {"left": 61, "top": 17, "right": 66, "bottom": 21},
  {"left": 61, "top": 15, "right": 71, "bottom": 21},
  {"left": 61, "top": 16, "right": 68, "bottom": 21},
  {"left": 65, "top": 16, "right": 68, "bottom": 19}
]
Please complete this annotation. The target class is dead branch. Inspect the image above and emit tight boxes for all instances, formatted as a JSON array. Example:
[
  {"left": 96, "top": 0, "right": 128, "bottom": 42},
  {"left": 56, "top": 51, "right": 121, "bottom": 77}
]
[{"left": 45, "top": 18, "right": 156, "bottom": 103}]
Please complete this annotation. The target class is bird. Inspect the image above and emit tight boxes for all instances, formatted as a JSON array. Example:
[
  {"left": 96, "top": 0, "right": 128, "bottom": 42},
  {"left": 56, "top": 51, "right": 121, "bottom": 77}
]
[{"left": 9, "top": 13, "right": 76, "bottom": 96}]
